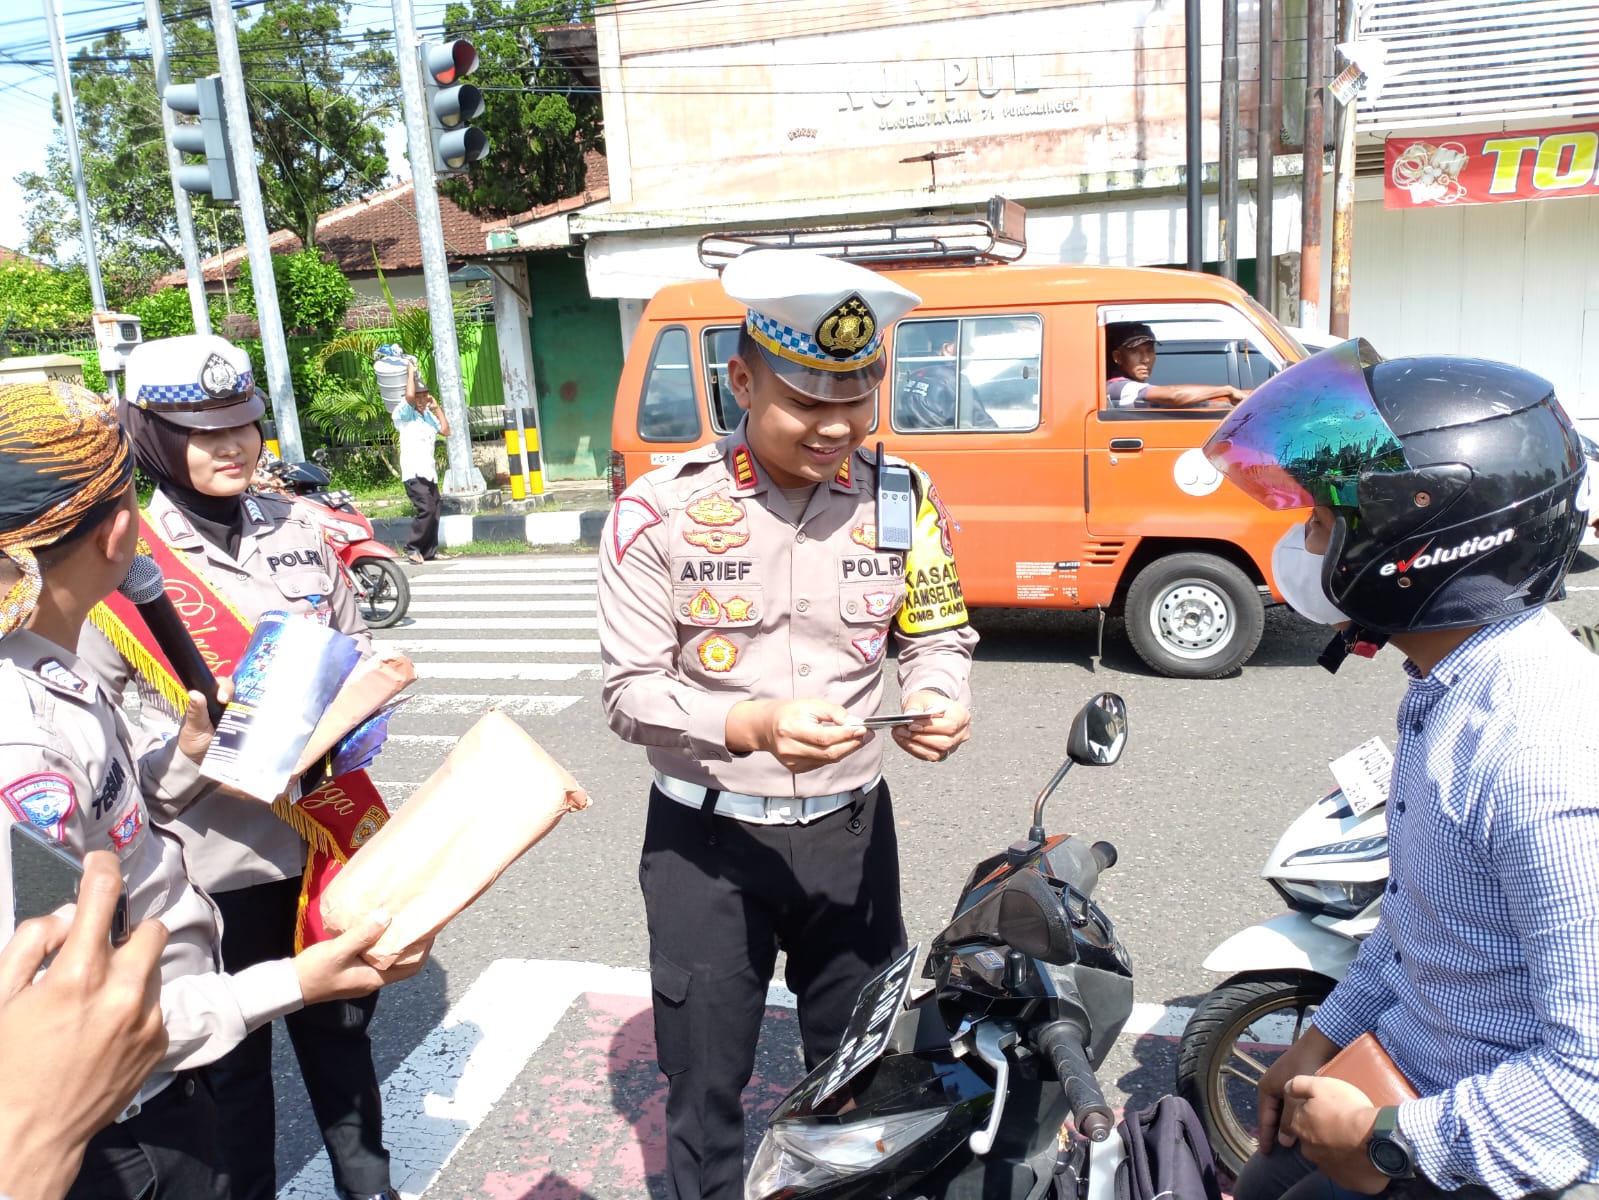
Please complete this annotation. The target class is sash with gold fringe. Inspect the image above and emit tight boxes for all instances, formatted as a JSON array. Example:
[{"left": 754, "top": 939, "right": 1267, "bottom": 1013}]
[{"left": 90, "top": 512, "right": 391, "bottom": 949}]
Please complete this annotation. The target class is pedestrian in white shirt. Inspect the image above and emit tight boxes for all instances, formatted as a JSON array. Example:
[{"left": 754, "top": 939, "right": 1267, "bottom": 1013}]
[{"left": 390, "top": 364, "right": 453, "bottom": 563}]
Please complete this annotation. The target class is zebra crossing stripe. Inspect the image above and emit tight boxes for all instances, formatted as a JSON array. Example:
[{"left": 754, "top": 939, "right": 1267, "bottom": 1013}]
[
  {"left": 401, "top": 604, "right": 596, "bottom": 619},
  {"left": 407, "top": 583, "right": 598, "bottom": 596},
  {"left": 394, "top": 615, "right": 596, "bottom": 629},
  {"left": 383, "top": 638, "right": 600, "bottom": 655},
  {"left": 410, "top": 662, "right": 599, "bottom": 681}
]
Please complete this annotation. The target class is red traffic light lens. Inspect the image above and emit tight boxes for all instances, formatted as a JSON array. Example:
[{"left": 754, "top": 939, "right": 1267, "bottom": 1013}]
[{"left": 424, "top": 39, "right": 478, "bottom": 84}]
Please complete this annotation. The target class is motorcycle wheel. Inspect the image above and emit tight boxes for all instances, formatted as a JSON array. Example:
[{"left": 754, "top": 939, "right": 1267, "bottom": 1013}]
[
  {"left": 352, "top": 558, "right": 410, "bottom": 629},
  {"left": 1175, "top": 971, "right": 1335, "bottom": 1177}
]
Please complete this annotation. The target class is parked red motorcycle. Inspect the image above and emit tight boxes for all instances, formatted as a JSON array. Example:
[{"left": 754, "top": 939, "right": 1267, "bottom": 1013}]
[{"left": 256, "top": 456, "right": 411, "bottom": 629}]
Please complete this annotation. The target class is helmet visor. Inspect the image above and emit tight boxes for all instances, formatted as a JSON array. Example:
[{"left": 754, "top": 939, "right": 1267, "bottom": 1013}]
[{"left": 1202, "top": 339, "right": 1406, "bottom": 510}]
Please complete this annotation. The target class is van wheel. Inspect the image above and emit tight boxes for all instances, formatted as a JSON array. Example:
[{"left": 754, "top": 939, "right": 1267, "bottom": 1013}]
[{"left": 1125, "top": 553, "right": 1263, "bottom": 678}]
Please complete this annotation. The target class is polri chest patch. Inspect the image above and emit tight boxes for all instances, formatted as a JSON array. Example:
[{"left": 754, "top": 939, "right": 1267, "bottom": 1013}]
[{"left": 852, "top": 629, "right": 889, "bottom": 663}]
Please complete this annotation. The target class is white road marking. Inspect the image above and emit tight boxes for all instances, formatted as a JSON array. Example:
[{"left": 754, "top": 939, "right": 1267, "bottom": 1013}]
[
  {"left": 388, "top": 733, "right": 462, "bottom": 745},
  {"left": 391, "top": 694, "right": 581, "bottom": 716},
  {"left": 407, "top": 583, "right": 598, "bottom": 596},
  {"left": 415, "top": 571, "right": 598, "bottom": 585},
  {"left": 410, "top": 662, "right": 600, "bottom": 681},
  {"left": 402, "top": 604, "right": 597, "bottom": 620},
  {"left": 1566, "top": 585, "right": 1599, "bottom": 592},
  {"left": 402, "top": 604, "right": 598, "bottom": 614},
  {"left": 389, "top": 614, "right": 597, "bottom": 629},
  {"left": 279, "top": 959, "right": 1201, "bottom": 1200},
  {"left": 399, "top": 585, "right": 601, "bottom": 598},
  {"left": 441, "top": 557, "right": 596, "bottom": 571},
  {"left": 384, "top": 638, "right": 601, "bottom": 655}
]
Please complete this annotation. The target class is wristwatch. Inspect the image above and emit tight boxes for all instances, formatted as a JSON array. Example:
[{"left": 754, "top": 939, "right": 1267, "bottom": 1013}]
[{"left": 1367, "top": 1106, "right": 1416, "bottom": 1180}]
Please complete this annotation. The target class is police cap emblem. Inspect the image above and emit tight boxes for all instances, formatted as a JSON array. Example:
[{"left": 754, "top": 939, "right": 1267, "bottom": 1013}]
[
  {"left": 816, "top": 294, "right": 876, "bottom": 360},
  {"left": 199, "top": 352, "right": 243, "bottom": 398}
]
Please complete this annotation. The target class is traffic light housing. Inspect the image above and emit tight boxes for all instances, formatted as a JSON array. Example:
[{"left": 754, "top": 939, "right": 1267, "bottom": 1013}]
[
  {"left": 422, "top": 41, "right": 489, "bottom": 175},
  {"left": 164, "top": 75, "right": 238, "bottom": 204}
]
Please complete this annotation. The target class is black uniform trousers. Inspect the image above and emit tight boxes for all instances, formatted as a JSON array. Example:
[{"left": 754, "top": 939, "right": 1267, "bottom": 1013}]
[
  {"left": 68, "top": 1072, "right": 229, "bottom": 1200},
  {"left": 639, "top": 779, "right": 907, "bottom": 1200},
  {"left": 207, "top": 876, "right": 389, "bottom": 1200},
  {"left": 403, "top": 477, "right": 441, "bottom": 559}
]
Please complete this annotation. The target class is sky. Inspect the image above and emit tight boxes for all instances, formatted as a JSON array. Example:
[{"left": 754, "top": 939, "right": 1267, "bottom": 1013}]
[{"left": 0, "top": 0, "right": 455, "bottom": 259}]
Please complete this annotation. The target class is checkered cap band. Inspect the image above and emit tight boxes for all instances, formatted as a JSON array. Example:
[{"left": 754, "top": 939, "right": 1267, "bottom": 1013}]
[
  {"left": 135, "top": 369, "right": 256, "bottom": 411},
  {"left": 747, "top": 310, "right": 881, "bottom": 372}
]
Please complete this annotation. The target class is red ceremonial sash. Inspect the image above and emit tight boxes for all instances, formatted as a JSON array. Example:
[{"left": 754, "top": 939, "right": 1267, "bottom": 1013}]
[{"left": 90, "top": 513, "right": 391, "bottom": 949}]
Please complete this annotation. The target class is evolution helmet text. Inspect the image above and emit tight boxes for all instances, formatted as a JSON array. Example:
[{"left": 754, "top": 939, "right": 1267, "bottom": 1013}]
[{"left": 1380, "top": 529, "right": 1515, "bottom": 577}]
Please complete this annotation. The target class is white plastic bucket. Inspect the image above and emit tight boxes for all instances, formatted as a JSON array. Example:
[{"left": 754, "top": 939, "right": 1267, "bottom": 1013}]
[{"left": 374, "top": 357, "right": 409, "bottom": 412}]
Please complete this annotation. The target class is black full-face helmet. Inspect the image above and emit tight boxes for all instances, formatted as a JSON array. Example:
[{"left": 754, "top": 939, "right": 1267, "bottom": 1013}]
[{"left": 1203, "top": 339, "right": 1590, "bottom": 636}]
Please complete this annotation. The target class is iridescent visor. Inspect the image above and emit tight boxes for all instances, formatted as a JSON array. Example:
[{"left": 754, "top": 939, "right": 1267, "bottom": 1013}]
[{"left": 1202, "top": 339, "right": 1406, "bottom": 510}]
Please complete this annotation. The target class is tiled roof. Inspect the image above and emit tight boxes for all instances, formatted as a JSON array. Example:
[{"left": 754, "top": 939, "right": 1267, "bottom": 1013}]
[
  {"left": 484, "top": 151, "right": 611, "bottom": 235},
  {"left": 152, "top": 159, "right": 610, "bottom": 291},
  {"left": 0, "top": 246, "right": 46, "bottom": 268}
]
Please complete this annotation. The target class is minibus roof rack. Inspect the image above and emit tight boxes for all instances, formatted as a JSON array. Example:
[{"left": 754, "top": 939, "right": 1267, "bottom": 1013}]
[{"left": 698, "top": 197, "right": 1027, "bottom": 271}]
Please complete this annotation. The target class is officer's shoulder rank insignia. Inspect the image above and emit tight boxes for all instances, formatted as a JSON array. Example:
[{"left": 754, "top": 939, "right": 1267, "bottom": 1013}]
[
  {"left": 33, "top": 658, "right": 88, "bottom": 695},
  {"left": 834, "top": 457, "right": 852, "bottom": 488},
  {"left": 697, "top": 634, "right": 738, "bottom": 673},
  {"left": 612, "top": 496, "right": 662, "bottom": 563},
  {"left": 687, "top": 492, "right": 744, "bottom": 527},
  {"left": 815, "top": 293, "right": 875, "bottom": 360},
  {"left": 244, "top": 496, "right": 267, "bottom": 526},
  {"left": 731, "top": 446, "right": 759, "bottom": 492}
]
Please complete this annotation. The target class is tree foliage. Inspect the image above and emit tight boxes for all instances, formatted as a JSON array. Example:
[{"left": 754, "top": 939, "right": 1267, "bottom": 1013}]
[
  {"left": 437, "top": 0, "right": 603, "bottom": 218},
  {"left": 237, "top": 249, "right": 355, "bottom": 334},
  {"left": 18, "top": 0, "right": 397, "bottom": 297},
  {"left": 0, "top": 262, "right": 96, "bottom": 332}
]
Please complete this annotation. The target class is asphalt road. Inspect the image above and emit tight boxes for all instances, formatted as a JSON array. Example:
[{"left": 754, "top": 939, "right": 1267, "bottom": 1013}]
[{"left": 268, "top": 548, "right": 1599, "bottom": 1198}]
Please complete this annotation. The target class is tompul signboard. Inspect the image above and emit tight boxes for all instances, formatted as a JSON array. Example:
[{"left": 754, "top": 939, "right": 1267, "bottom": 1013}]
[{"left": 1384, "top": 122, "right": 1599, "bottom": 210}]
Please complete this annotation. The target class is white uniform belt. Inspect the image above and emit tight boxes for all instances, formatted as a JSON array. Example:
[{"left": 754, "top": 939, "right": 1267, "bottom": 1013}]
[{"left": 653, "top": 771, "right": 880, "bottom": 826}]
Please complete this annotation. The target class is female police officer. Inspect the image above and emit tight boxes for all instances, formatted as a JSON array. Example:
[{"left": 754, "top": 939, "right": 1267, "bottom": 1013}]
[
  {"left": 0, "top": 379, "right": 420, "bottom": 1199},
  {"left": 77, "top": 335, "right": 398, "bottom": 1200},
  {"left": 598, "top": 250, "right": 978, "bottom": 1200}
]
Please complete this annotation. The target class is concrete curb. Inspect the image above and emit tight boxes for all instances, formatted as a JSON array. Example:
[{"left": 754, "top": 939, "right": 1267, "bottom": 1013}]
[{"left": 372, "top": 508, "right": 607, "bottom": 550}]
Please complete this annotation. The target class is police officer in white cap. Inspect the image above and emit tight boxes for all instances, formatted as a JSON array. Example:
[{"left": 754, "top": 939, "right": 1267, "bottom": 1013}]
[
  {"left": 77, "top": 335, "right": 400, "bottom": 1200},
  {"left": 597, "top": 249, "right": 978, "bottom": 1200}
]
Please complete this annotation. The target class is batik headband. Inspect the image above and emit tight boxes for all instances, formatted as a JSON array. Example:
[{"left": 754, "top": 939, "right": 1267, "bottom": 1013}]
[{"left": 0, "top": 381, "right": 134, "bottom": 634}]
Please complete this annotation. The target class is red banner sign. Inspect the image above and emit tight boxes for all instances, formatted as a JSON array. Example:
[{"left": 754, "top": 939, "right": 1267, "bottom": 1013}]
[{"left": 1384, "top": 123, "right": 1599, "bottom": 210}]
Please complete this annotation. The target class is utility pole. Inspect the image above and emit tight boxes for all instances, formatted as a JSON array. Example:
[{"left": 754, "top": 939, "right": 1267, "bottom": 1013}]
[
  {"left": 1329, "top": 0, "right": 1357, "bottom": 338},
  {"left": 208, "top": 0, "right": 303, "bottom": 461},
  {"left": 393, "top": 0, "right": 481, "bottom": 495},
  {"left": 1255, "top": 0, "right": 1275, "bottom": 308},
  {"left": 145, "top": 0, "right": 210, "bottom": 335},
  {"left": 1219, "top": 0, "right": 1240, "bottom": 281},
  {"left": 1300, "top": 0, "right": 1326, "bottom": 330},
  {"left": 42, "top": 0, "right": 116, "bottom": 399},
  {"left": 1185, "top": 0, "right": 1204, "bottom": 270}
]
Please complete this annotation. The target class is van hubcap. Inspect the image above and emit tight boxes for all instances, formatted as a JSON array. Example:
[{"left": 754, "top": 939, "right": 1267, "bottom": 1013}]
[{"left": 1152, "top": 582, "right": 1233, "bottom": 657}]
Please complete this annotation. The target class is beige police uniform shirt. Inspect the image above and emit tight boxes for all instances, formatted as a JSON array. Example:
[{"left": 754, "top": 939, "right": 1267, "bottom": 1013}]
[
  {"left": 79, "top": 488, "right": 373, "bottom": 893},
  {"left": 0, "top": 630, "right": 304, "bottom": 1086},
  {"left": 598, "top": 420, "right": 977, "bottom": 798}
]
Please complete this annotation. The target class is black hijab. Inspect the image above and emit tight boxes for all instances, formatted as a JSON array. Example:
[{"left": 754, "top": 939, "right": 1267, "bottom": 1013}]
[{"left": 121, "top": 402, "right": 261, "bottom": 559}]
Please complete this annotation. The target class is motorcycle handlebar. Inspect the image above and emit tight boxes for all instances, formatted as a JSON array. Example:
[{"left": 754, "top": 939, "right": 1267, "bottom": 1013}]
[{"left": 1036, "top": 1021, "right": 1116, "bottom": 1143}]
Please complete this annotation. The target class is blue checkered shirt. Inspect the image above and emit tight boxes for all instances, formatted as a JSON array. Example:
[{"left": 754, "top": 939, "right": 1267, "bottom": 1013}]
[{"left": 1313, "top": 608, "right": 1599, "bottom": 1197}]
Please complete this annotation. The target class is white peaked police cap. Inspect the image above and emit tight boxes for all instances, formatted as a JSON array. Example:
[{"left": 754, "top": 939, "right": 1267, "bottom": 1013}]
[
  {"left": 124, "top": 334, "right": 264, "bottom": 430},
  {"left": 722, "top": 249, "right": 921, "bottom": 402}
]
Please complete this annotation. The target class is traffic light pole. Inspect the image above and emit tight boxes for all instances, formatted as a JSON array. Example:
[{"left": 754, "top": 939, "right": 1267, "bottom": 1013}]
[
  {"left": 392, "top": 0, "right": 481, "bottom": 496},
  {"left": 43, "top": 0, "right": 116, "bottom": 399},
  {"left": 145, "top": 0, "right": 210, "bottom": 336},
  {"left": 208, "top": 0, "right": 303, "bottom": 462}
]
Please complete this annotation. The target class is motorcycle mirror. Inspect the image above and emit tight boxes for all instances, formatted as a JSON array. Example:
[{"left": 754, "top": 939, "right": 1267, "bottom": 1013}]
[
  {"left": 1067, "top": 692, "right": 1128, "bottom": 767},
  {"left": 996, "top": 870, "right": 1077, "bottom": 966}
]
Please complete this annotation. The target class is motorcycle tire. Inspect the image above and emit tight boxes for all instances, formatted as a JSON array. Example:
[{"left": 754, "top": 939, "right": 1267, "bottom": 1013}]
[
  {"left": 352, "top": 557, "right": 410, "bottom": 629},
  {"left": 1174, "top": 971, "right": 1335, "bottom": 1177}
]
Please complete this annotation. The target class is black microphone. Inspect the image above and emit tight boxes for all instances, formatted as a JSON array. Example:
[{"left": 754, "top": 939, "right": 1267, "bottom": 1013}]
[{"left": 117, "top": 555, "right": 225, "bottom": 725}]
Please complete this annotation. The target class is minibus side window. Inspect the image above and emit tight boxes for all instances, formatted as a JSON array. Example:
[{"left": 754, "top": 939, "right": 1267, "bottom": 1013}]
[
  {"left": 638, "top": 326, "right": 701, "bottom": 442},
  {"left": 703, "top": 326, "right": 743, "bottom": 434},
  {"left": 892, "top": 314, "right": 1042, "bottom": 433}
]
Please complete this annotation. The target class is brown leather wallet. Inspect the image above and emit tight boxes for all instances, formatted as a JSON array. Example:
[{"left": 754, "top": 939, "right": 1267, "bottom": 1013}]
[{"left": 1315, "top": 1032, "right": 1419, "bottom": 1106}]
